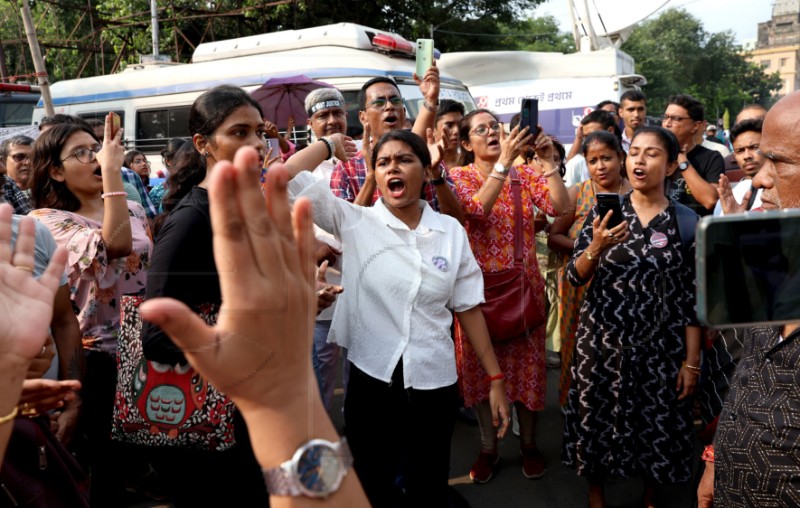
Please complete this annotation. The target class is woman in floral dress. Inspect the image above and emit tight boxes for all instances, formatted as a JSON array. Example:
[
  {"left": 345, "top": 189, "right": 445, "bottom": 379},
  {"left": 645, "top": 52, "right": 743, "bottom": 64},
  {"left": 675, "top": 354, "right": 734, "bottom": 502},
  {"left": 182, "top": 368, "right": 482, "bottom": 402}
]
[
  {"left": 449, "top": 109, "right": 568, "bottom": 483},
  {"left": 30, "top": 114, "right": 152, "bottom": 504}
]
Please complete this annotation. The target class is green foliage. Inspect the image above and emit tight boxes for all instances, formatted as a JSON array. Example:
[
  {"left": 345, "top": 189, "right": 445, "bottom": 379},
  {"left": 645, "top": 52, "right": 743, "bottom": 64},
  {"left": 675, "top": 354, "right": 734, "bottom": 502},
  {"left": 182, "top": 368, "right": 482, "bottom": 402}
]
[{"left": 621, "top": 7, "right": 783, "bottom": 120}]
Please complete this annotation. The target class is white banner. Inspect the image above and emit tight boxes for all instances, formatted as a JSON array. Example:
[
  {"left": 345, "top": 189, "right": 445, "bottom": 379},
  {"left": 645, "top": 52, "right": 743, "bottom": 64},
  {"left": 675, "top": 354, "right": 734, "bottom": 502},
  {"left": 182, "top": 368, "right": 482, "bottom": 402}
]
[{"left": 0, "top": 125, "right": 39, "bottom": 143}]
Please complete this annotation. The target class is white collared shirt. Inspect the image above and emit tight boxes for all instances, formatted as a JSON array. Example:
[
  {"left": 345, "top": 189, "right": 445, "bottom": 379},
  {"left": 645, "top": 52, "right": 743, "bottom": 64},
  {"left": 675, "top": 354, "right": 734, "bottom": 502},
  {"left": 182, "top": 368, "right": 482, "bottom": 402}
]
[
  {"left": 295, "top": 173, "right": 484, "bottom": 389},
  {"left": 564, "top": 154, "right": 591, "bottom": 188}
]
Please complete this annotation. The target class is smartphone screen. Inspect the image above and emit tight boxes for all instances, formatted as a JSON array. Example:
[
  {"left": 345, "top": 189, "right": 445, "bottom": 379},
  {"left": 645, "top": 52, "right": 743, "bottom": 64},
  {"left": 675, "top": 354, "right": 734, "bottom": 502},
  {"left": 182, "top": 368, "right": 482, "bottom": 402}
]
[
  {"left": 520, "top": 98, "right": 539, "bottom": 134},
  {"left": 596, "top": 193, "right": 623, "bottom": 229},
  {"left": 696, "top": 209, "right": 800, "bottom": 327},
  {"left": 415, "top": 39, "right": 434, "bottom": 78},
  {"left": 266, "top": 138, "right": 281, "bottom": 158}
]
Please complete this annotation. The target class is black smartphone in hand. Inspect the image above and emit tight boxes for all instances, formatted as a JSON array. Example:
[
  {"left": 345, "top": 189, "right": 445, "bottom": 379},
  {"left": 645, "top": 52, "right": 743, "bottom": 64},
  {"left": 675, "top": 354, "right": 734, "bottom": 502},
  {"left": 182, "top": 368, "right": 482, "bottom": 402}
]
[
  {"left": 596, "top": 193, "right": 623, "bottom": 229},
  {"left": 520, "top": 98, "right": 539, "bottom": 135}
]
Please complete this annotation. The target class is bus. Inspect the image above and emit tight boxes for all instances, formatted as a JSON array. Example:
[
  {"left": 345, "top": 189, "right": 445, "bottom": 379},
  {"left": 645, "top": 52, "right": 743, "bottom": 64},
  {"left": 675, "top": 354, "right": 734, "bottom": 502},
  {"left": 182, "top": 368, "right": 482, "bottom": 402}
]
[
  {"left": 0, "top": 84, "right": 40, "bottom": 128},
  {"left": 32, "top": 23, "right": 476, "bottom": 173},
  {"left": 438, "top": 48, "right": 646, "bottom": 143}
]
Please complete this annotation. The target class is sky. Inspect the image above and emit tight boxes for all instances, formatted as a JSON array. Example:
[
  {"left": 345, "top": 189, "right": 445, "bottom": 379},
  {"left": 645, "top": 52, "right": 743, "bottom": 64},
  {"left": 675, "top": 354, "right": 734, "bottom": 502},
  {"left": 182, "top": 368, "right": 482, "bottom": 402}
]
[{"left": 533, "top": 0, "right": 776, "bottom": 45}]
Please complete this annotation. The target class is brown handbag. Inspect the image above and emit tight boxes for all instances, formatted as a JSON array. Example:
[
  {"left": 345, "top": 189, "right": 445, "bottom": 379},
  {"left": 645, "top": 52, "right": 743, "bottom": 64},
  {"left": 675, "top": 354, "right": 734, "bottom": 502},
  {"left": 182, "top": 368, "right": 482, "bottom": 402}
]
[{"left": 480, "top": 168, "right": 545, "bottom": 343}]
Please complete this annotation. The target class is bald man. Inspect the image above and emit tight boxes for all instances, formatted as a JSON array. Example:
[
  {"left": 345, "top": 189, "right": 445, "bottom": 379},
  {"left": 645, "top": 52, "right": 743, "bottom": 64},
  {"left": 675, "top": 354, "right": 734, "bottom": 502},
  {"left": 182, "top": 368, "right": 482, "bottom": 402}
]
[{"left": 698, "top": 90, "right": 800, "bottom": 507}]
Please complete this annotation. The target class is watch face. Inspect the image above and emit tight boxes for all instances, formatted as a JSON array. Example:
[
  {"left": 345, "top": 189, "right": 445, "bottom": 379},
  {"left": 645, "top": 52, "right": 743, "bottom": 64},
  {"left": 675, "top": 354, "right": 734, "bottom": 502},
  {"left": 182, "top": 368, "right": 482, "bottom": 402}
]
[{"left": 294, "top": 441, "right": 343, "bottom": 497}]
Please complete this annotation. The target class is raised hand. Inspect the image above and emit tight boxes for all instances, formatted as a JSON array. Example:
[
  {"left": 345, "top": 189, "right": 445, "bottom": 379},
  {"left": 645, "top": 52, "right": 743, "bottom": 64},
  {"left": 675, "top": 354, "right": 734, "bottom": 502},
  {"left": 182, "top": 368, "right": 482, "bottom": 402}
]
[
  {"left": 425, "top": 127, "right": 445, "bottom": 177},
  {"left": 0, "top": 205, "right": 68, "bottom": 365},
  {"left": 499, "top": 124, "right": 533, "bottom": 169},
  {"left": 590, "top": 210, "right": 630, "bottom": 253},
  {"left": 414, "top": 61, "right": 440, "bottom": 108},
  {"left": 139, "top": 147, "right": 316, "bottom": 415},
  {"left": 716, "top": 173, "right": 749, "bottom": 215},
  {"left": 327, "top": 133, "right": 358, "bottom": 163}
]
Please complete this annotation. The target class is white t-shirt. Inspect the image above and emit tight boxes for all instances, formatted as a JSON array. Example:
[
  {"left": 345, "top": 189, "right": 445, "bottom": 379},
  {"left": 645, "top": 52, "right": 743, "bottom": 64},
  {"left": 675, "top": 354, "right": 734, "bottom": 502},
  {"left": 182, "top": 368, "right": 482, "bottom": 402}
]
[
  {"left": 294, "top": 173, "right": 484, "bottom": 389},
  {"left": 564, "top": 154, "right": 591, "bottom": 188}
]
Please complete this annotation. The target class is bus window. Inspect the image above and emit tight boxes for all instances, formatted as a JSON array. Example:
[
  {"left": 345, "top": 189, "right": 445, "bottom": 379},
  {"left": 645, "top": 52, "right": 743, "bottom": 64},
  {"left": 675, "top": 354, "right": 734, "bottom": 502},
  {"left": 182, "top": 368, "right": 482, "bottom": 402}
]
[
  {"left": 78, "top": 111, "right": 125, "bottom": 125},
  {"left": 136, "top": 107, "right": 190, "bottom": 152},
  {"left": 0, "top": 94, "right": 39, "bottom": 127}
]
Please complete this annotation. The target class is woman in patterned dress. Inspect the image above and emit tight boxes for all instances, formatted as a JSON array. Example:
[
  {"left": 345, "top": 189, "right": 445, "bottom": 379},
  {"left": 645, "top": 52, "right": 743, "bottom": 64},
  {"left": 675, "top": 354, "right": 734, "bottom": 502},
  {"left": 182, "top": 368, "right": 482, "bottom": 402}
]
[
  {"left": 562, "top": 126, "right": 700, "bottom": 508},
  {"left": 449, "top": 109, "right": 568, "bottom": 483},
  {"left": 29, "top": 115, "right": 153, "bottom": 503},
  {"left": 548, "top": 131, "right": 631, "bottom": 405}
]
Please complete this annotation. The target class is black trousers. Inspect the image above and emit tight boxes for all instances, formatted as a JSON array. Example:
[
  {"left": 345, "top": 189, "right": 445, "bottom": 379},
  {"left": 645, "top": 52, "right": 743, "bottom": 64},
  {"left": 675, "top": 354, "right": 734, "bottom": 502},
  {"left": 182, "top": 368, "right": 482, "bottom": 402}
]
[{"left": 344, "top": 361, "right": 457, "bottom": 508}]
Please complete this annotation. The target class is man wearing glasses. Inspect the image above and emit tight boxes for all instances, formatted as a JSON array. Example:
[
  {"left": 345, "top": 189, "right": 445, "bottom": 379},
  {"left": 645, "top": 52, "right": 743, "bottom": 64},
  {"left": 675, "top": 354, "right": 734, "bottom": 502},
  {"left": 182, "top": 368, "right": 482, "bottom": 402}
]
[
  {"left": 662, "top": 94, "right": 725, "bottom": 216},
  {"left": 329, "top": 72, "right": 463, "bottom": 220},
  {"left": 0, "top": 135, "right": 34, "bottom": 214}
]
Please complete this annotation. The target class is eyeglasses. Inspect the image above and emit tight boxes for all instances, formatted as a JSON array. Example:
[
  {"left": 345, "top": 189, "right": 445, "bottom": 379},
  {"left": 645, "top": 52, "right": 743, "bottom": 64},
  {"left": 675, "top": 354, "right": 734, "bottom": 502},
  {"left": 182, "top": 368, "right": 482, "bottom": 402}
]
[
  {"left": 368, "top": 96, "right": 403, "bottom": 109},
  {"left": 662, "top": 114, "right": 692, "bottom": 123},
  {"left": 470, "top": 122, "right": 501, "bottom": 137},
  {"left": 132, "top": 159, "right": 150, "bottom": 165},
  {"left": 61, "top": 144, "right": 102, "bottom": 164},
  {"left": 9, "top": 153, "right": 30, "bottom": 163}
]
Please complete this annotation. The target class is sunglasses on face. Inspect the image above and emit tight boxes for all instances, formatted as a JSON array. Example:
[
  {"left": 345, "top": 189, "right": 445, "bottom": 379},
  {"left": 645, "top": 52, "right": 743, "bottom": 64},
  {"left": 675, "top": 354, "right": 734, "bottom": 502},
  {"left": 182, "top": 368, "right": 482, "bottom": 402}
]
[
  {"left": 368, "top": 96, "right": 403, "bottom": 109},
  {"left": 9, "top": 153, "right": 30, "bottom": 163}
]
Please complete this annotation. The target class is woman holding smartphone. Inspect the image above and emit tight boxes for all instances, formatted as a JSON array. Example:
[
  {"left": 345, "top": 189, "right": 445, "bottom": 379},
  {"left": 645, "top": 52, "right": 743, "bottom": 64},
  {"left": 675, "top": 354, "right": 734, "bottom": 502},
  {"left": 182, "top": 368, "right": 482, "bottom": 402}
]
[
  {"left": 562, "top": 126, "right": 700, "bottom": 508},
  {"left": 449, "top": 109, "right": 568, "bottom": 483},
  {"left": 547, "top": 130, "right": 631, "bottom": 405}
]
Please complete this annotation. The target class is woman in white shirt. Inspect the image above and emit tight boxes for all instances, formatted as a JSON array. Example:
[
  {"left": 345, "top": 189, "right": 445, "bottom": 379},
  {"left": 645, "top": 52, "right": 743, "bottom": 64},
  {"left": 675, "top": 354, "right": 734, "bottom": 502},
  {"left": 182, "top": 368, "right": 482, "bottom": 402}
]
[{"left": 286, "top": 129, "right": 510, "bottom": 507}]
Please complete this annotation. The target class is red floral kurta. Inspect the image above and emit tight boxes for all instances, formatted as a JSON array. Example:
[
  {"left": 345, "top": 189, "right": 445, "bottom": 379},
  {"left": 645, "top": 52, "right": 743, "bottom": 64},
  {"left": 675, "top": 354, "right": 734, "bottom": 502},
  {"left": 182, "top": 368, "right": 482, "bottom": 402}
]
[{"left": 450, "top": 164, "right": 556, "bottom": 410}]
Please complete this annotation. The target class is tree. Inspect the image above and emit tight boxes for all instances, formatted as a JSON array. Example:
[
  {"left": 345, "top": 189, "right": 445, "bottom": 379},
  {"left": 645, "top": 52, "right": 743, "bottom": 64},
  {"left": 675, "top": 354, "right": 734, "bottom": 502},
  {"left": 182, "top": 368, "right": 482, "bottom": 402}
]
[{"left": 621, "top": 8, "right": 782, "bottom": 120}]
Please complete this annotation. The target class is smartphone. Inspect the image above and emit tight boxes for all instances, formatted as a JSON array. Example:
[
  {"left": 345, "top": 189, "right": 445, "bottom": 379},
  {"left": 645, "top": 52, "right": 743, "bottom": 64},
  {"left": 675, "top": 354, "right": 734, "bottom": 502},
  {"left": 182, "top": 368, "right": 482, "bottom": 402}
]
[
  {"left": 596, "top": 193, "right": 623, "bottom": 229},
  {"left": 266, "top": 137, "right": 281, "bottom": 157},
  {"left": 415, "top": 39, "right": 434, "bottom": 78},
  {"left": 109, "top": 112, "right": 121, "bottom": 138},
  {"left": 696, "top": 209, "right": 800, "bottom": 328},
  {"left": 519, "top": 98, "right": 539, "bottom": 134}
]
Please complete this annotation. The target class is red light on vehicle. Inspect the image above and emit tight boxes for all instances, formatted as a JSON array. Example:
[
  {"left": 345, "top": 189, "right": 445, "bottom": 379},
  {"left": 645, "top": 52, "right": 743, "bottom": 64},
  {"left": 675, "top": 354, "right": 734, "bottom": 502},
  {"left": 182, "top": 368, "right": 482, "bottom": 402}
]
[{"left": 372, "top": 34, "right": 414, "bottom": 54}]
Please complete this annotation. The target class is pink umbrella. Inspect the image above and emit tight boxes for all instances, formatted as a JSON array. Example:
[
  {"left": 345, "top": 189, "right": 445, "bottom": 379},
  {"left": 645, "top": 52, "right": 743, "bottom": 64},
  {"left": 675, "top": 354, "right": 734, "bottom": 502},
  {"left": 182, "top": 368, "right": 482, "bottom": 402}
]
[{"left": 250, "top": 75, "right": 334, "bottom": 129}]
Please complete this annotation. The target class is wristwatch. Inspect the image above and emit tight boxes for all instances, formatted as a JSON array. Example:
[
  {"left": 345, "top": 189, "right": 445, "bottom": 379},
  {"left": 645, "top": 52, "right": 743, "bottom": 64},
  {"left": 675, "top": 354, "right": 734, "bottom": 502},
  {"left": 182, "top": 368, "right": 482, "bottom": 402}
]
[
  {"left": 263, "top": 438, "right": 353, "bottom": 498},
  {"left": 585, "top": 249, "right": 598, "bottom": 262},
  {"left": 493, "top": 163, "right": 509, "bottom": 175},
  {"left": 430, "top": 166, "right": 446, "bottom": 186},
  {"left": 678, "top": 161, "right": 690, "bottom": 172}
]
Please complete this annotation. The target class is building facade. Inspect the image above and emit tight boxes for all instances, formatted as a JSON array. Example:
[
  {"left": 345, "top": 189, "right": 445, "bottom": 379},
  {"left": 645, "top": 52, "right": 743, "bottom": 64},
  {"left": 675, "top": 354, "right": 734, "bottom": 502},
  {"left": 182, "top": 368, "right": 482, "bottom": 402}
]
[{"left": 748, "top": 0, "right": 800, "bottom": 96}]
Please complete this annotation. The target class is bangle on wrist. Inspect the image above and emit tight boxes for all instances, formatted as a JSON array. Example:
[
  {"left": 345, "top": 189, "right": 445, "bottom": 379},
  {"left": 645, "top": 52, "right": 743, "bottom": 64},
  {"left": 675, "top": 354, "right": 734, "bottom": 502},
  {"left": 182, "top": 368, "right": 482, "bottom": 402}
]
[
  {"left": 488, "top": 173, "right": 506, "bottom": 184},
  {"left": 319, "top": 137, "right": 334, "bottom": 160},
  {"left": 701, "top": 444, "right": 714, "bottom": 463},
  {"left": 0, "top": 405, "right": 18, "bottom": 426},
  {"left": 485, "top": 373, "right": 505, "bottom": 383},
  {"left": 541, "top": 167, "right": 560, "bottom": 178},
  {"left": 101, "top": 191, "right": 127, "bottom": 199},
  {"left": 422, "top": 101, "right": 438, "bottom": 112},
  {"left": 584, "top": 248, "right": 599, "bottom": 262}
]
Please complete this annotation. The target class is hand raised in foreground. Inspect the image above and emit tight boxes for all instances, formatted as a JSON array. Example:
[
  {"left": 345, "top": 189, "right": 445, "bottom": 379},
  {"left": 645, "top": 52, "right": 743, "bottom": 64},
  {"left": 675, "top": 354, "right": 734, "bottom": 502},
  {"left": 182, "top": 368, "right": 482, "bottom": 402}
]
[
  {"left": 140, "top": 147, "right": 369, "bottom": 506},
  {"left": 140, "top": 147, "right": 316, "bottom": 414},
  {"left": 0, "top": 205, "right": 67, "bottom": 365}
]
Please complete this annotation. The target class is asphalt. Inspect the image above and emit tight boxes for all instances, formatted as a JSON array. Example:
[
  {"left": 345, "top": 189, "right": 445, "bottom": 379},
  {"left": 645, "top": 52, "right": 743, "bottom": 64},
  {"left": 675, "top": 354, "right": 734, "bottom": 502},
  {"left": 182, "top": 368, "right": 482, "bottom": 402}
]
[{"left": 125, "top": 366, "right": 700, "bottom": 508}]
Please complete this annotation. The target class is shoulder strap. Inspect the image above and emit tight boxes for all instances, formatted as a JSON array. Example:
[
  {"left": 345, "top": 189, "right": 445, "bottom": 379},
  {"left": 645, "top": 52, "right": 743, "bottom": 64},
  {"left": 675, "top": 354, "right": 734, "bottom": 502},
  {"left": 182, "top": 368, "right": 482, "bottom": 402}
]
[
  {"left": 509, "top": 167, "right": 524, "bottom": 264},
  {"left": 672, "top": 200, "right": 699, "bottom": 247}
]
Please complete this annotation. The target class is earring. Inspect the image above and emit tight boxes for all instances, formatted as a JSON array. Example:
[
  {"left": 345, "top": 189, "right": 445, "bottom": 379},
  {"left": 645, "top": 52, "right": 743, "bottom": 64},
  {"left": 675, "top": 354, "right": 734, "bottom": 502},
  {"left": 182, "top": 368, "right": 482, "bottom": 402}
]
[{"left": 203, "top": 151, "right": 210, "bottom": 157}]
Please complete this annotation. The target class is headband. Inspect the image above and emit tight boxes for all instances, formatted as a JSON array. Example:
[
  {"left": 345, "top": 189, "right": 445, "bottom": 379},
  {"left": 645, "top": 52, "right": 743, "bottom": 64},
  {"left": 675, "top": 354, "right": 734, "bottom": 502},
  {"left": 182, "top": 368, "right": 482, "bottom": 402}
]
[{"left": 308, "top": 100, "right": 344, "bottom": 115}]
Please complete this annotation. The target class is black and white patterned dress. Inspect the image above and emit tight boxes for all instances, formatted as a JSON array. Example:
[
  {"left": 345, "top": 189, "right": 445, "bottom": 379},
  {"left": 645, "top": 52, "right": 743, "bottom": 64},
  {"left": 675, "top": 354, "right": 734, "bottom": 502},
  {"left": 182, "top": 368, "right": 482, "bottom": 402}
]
[{"left": 561, "top": 194, "right": 697, "bottom": 483}]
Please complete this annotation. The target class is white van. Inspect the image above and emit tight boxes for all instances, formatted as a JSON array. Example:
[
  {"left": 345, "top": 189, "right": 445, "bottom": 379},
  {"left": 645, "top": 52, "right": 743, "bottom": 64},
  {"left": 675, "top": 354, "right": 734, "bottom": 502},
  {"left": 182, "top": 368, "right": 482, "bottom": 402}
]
[
  {"left": 33, "top": 23, "right": 476, "bottom": 171},
  {"left": 438, "top": 48, "right": 646, "bottom": 142}
]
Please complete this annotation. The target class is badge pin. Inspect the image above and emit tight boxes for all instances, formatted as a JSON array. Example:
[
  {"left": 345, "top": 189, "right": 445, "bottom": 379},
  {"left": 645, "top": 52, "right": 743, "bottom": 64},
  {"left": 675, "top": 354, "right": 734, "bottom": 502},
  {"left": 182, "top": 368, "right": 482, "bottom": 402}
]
[
  {"left": 432, "top": 256, "right": 449, "bottom": 271},
  {"left": 650, "top": 232, "right": 668, "bottom": 249}
]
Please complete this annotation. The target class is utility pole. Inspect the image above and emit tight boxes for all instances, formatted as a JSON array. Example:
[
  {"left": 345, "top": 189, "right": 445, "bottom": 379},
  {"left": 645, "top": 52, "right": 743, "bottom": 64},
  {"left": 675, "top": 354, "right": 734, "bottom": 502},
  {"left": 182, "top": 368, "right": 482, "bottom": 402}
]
[
  {"left": 19, "top": 0, "right": 54, "bottom": 116},
  {"left": 150, "top": 0, "right": 160, "bottom": 57}
]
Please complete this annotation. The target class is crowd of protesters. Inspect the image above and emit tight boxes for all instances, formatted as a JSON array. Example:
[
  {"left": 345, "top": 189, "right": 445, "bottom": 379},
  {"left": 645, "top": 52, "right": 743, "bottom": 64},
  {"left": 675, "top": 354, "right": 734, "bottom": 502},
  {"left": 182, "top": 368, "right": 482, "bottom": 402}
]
[{"left": 0, "top": 56, "right": 797, "bottom": 508}]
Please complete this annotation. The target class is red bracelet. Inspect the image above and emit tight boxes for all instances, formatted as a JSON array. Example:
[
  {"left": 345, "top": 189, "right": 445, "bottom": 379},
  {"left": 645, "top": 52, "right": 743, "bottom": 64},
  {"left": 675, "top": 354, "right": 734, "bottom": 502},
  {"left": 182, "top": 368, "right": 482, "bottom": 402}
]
[
  {"left": 701, "top": 444, "right": 714, "bottom": 463},
  {"left": 485, "top": 373, "right": 505, "bottom": 383}
]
